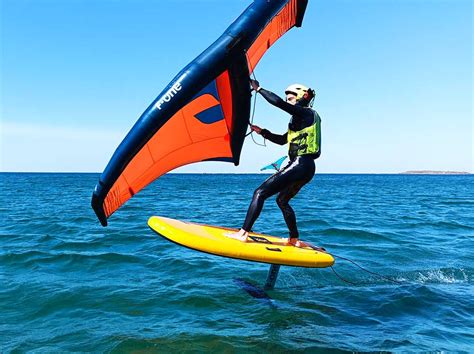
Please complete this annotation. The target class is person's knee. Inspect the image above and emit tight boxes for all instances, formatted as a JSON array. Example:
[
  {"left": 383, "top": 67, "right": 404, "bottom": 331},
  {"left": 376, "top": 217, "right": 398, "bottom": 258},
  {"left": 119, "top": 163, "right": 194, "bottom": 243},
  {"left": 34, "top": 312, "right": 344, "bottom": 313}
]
[
  {"left": 276, "top": 195, "right": 289, "bottom": 210},
  {"left": 253, "top": 187, "right": 268, "bottom": 202}
]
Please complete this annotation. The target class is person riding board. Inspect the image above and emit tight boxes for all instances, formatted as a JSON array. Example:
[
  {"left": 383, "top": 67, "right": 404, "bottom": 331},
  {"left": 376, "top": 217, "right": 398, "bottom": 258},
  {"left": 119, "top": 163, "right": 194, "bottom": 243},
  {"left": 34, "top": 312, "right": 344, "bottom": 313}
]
[{"left": 227, "top": 79, "right": 321, "bottom": 247}]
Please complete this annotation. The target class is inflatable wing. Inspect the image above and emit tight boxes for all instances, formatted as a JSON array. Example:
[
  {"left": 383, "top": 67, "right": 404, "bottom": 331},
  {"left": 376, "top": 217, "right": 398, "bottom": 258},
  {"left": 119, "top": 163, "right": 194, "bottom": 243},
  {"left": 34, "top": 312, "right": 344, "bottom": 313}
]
[{"left": 92, "top": 0, "right": 308, "bottom": 226}]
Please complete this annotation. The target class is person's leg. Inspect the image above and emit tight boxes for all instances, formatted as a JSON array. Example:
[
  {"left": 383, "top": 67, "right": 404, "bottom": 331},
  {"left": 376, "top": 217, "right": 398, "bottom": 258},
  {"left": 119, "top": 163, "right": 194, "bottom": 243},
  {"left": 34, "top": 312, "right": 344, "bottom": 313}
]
[
  {"left": 276, "top": 181, "right": 306, "bottom": 238},
  {"left": 227, "top": 160, "right": 306, "bottom": 241},
  {"left": 241, "top": 178, "right": 279, "bottom": 232},
  {"left": 276, "top": 157, "right": 315, "bottom": 246},
  {"left": 241, "top": 159, "right": 313, "bottom": 232}
]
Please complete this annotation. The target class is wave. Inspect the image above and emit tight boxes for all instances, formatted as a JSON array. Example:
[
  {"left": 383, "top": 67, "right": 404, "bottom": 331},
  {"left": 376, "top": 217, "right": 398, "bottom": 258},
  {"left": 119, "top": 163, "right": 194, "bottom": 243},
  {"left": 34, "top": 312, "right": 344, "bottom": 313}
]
[
  {"left": 108, "top": 334, "right": 351, "bottom": 353},
  {"left": 320, "top": 227, "right": 394, "bottom": 242},
  {"left": 0, "top": 250, "right": 144, "bottom": 268}
]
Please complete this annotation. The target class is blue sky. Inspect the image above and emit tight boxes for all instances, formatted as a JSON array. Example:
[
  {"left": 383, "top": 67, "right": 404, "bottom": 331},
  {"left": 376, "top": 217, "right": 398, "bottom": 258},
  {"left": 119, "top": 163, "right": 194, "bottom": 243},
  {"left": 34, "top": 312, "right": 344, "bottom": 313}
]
[{"left": 1, "top": 0, "right": 472, "bottom": 173}]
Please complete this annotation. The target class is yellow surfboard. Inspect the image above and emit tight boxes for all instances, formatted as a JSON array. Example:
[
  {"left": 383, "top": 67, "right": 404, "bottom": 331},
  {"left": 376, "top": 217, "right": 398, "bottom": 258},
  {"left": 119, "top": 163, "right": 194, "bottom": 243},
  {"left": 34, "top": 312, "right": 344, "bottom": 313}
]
[{"left": 148, "top": 216, "right": 334, "bottom": 268}]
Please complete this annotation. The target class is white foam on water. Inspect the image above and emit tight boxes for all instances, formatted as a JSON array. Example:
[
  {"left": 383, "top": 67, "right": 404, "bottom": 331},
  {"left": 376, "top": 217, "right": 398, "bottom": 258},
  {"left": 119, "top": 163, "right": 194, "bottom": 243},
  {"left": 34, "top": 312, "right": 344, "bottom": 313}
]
[{"left": 414, "top": 268, "right": 469, "bottom": 284}]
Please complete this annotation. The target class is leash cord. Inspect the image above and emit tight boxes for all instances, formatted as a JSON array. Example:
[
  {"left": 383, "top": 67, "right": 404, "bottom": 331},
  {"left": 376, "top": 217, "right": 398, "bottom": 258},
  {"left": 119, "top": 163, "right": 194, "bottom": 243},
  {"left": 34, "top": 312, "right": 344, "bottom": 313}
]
[
  {"left": 330, "top": 266, "right": 358, "bottom": 286},
  {"left": 305, "top": 241, "right": 402, "bottom": 285},
  {"left": 330, "top": 253, "right": 403, "bottom": 285}
]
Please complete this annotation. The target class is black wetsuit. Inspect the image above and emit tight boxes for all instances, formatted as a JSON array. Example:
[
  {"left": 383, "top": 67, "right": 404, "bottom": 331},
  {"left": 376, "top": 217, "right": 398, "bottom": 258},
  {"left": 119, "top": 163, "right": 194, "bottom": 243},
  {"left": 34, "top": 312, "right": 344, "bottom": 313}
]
[{"left": 242, "top": 88, "right": 321, "bottom": 238}]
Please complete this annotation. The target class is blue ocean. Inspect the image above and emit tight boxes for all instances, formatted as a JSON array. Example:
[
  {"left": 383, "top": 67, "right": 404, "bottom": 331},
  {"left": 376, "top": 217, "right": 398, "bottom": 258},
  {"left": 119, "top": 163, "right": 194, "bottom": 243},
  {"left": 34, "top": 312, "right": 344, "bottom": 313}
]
[{"left": 1, "top": 173, "right": 473, "bottom": 352}]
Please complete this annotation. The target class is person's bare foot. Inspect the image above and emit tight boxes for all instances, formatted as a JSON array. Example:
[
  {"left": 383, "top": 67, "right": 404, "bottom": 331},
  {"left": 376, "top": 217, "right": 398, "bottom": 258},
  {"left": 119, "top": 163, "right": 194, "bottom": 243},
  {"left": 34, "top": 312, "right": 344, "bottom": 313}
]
[
  {"left": 225, "top": 229, "right": 249, "bottom": 242},
  {"left": 286, "top": 237, "right": 305, "bottom": 248}
]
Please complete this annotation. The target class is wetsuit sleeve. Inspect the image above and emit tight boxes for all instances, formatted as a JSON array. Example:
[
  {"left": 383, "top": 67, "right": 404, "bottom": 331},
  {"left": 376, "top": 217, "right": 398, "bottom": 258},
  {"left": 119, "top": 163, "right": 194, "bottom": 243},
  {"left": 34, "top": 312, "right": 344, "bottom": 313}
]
[
  {"left": 259, "top": 88, "right": 308, "bottom": 116},
  {"left": 261, "top": 129, "right": 287, "bottom": 145}
]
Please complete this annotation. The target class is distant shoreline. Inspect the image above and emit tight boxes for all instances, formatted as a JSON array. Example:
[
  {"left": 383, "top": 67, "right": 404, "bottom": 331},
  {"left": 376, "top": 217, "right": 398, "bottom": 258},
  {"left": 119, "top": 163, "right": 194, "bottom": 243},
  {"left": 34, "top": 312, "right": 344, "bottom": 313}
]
[{"left": 400, "top": 171, "right": 471, "bottom": 175}]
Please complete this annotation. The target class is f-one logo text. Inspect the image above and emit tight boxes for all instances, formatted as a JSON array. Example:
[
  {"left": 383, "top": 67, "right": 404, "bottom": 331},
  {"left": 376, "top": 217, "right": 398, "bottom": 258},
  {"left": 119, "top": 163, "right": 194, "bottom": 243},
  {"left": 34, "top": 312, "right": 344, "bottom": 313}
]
[{"left": 155, "top": 75, "right": 186, "bottom": 110}]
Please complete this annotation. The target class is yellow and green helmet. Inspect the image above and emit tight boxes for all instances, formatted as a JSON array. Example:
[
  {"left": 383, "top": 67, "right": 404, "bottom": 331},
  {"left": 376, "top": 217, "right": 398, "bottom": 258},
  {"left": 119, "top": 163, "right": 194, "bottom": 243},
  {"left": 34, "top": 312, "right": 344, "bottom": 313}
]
[{"left": 284, "top": 83, "right": 315, "bottom": 106}]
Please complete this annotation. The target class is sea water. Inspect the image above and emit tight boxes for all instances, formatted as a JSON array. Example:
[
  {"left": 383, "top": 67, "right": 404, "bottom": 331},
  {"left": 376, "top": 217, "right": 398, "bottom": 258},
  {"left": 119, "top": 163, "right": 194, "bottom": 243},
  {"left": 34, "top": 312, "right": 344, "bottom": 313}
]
[{"left": 1, "top": 173, "right": 473, "bottom": 352}]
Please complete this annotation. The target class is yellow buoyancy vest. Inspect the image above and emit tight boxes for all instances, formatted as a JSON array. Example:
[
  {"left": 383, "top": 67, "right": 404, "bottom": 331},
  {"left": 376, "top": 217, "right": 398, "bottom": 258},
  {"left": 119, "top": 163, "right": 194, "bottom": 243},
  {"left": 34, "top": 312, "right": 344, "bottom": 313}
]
[{"left": 287, "top": 113, "right": 321, "bottom": 157}]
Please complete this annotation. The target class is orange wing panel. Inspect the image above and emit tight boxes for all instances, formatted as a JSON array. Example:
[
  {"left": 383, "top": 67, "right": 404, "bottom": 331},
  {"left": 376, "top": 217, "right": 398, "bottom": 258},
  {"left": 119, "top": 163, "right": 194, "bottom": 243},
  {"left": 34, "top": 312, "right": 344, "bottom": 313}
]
[
  {"left": 182, "top": 94, "right": 223, "bottom": 141},
  {"left": 102, "top": 79, "right": 233, "bottom": 218},
  {"left": 247, "top": 0, "right": 299, "bottom": 72}
]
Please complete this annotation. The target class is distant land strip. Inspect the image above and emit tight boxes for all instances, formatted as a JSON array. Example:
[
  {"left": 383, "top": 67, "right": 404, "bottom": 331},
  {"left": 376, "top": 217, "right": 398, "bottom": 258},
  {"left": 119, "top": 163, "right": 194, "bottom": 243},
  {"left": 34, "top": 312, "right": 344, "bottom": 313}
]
[{"left": 401, "top": 171, "right": 471, "bottom": 175}]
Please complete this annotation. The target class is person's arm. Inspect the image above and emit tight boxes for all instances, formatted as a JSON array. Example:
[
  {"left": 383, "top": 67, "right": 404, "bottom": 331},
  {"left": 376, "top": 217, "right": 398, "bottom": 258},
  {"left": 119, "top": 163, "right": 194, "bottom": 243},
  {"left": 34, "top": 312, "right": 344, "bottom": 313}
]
[
  {"left": 250, "top": 79, "right": 308, "bottom": 116},
  {"left": 250, "top": 124, "right": 287, "bottom": 145},
  {"left": 261, "top": 129, "right": 287, "bottom": 145},
  {"left": 258, "top": 88, "right": 308, "bottom": 116}
]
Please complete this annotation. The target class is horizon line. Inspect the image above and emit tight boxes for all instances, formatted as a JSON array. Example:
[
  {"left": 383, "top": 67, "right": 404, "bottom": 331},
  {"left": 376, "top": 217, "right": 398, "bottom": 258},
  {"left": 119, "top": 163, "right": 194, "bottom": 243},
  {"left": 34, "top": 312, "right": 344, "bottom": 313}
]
[{"left": 0, "top": 171, "right": 472, "bottom": 175}]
